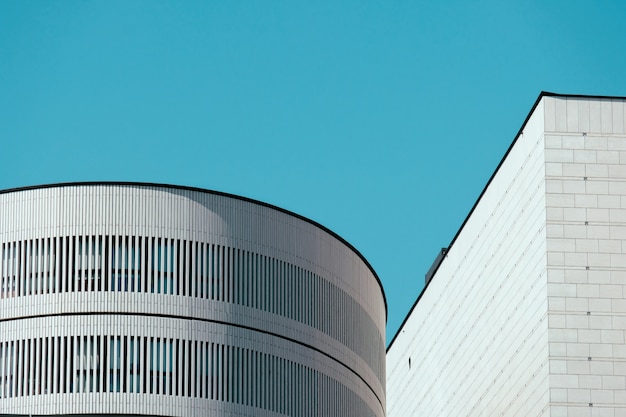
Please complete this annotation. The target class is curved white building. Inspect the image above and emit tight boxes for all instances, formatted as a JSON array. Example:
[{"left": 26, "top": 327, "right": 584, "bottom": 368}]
[{"left": 0, "top": 183, "right": 386, "bottom": 417}]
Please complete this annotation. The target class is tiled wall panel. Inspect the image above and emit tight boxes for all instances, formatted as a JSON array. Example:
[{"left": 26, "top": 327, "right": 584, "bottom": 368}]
[
  {"left": 387, "top": 100, "right": 550, "bottom": 416},
  {"left": 545, "top": 96, "right": 626, "bottom": 417},
  {"left": 388, "top": 94, "right": 626, "bottom": 417}
]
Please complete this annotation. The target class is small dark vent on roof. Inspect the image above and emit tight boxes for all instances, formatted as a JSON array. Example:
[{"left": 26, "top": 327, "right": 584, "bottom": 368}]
[{"left": 425, "top": 248, "right": 447, "bottom": 285}]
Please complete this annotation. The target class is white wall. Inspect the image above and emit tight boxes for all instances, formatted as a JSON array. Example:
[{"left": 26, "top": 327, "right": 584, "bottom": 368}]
[
  {"left": 0, "top": 184, "right": 386, "bottom": 417},
  {"left": 388, "top": 94, "right": 626, "bottom": 417},
  {"left": 387, "top": 99, "right": 551, "bottom": 417},
  {"left": 544, "top": 96, "right": 626, "bottom": 417}
]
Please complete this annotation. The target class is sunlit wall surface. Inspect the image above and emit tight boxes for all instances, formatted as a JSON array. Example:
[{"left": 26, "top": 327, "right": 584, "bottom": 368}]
[
  {"left": 0, "top": 183, "right": 386, "bottom": 417},
  {"left": 387, "top": 94, "right": 626, "bottom": 417}
]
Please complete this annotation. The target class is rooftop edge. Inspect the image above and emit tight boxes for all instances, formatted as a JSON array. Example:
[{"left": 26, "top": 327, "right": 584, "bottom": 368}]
[
  {"left": 386, "top": 91, "right": 626, "bottom": 351},
  {"left": 0, "top": 180, "right": 387, "bottom": 321}
]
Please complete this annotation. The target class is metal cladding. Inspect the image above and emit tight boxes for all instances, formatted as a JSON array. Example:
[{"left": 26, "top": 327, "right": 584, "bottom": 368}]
[
  {"left": 387, "top": 93, "right": 626, "bottom": 416},
  {"left": 0, "top": 183, "right": 386, "bottom": 417}
]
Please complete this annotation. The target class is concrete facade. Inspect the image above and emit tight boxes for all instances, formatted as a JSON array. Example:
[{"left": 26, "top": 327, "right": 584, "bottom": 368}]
[
  {"left": 0, "top": 183, "right": 386, "bottom": 417},
  {"left": 387, "top": 94, "right": 626, "bottom": 417}
]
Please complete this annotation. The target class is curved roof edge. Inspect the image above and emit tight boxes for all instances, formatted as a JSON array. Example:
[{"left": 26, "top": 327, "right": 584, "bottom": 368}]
[
  {"left": 386, "top": 91, "right": 626, "bottom": 351},
  {"left": 0, "top": 181, "right": 387, "bottom": 321}
]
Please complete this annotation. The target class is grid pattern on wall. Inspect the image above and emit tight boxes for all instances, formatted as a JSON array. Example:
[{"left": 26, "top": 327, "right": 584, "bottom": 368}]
[
  {"left": 387, "top": 94, "right": 626, "bottom": 417},
  {"left": 386, "top": 97, "right": 551, "bottom": 417},
  {"left": 543, "top": 96, "right": 626, "bottom": 415}
]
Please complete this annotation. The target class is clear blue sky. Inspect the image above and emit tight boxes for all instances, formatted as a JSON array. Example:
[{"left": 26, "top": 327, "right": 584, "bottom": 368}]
[{"left": 2, "top": 1, "right": 626, "bottom": 344}]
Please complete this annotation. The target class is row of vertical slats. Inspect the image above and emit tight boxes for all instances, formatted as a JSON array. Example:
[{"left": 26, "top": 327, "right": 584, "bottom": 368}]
[
  {"left": 0, "top": 235, "right": 384, "bottom": 381},
  {"left": 0, "top": 336, "right": 377, "bottom": 417},
  {"left": 0, "top": 185, "right": 386, "bottom": 416},
  {"left": 0, "top": 185, "right": 386, "bottom": 332}
]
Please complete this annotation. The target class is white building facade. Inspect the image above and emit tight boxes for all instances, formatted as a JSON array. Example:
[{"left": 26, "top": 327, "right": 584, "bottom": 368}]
[
  {"left": 0, "top": 183, "right": 386, "bottom": 417},
  {"left": 387, "top": 93, "right": 626, "bottom": 417}
]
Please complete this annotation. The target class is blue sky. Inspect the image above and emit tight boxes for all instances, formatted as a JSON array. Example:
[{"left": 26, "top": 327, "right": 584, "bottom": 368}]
[{"left": 2, "top": 1, "right": 626, "bottom": 344}]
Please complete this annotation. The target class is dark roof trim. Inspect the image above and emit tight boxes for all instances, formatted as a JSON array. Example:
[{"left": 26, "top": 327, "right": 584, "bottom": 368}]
[
  {"left": 386, "top": 91, "right": 626, "bottom": 351},
  {"left": 0, "top": 181, "right": 387, "bottom": 320}
]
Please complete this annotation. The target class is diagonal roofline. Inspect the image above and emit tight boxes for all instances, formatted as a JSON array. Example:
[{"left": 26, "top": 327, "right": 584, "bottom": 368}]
[{"left": 386, "top": 91, "right": 626, "bottom": 351}]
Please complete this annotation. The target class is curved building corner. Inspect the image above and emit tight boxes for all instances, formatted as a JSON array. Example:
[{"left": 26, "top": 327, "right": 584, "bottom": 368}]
[{"left": 0, "top": 182, "right": 386, "bottom": 417}]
